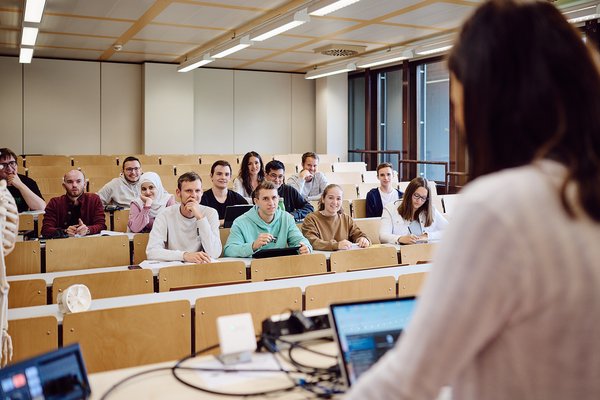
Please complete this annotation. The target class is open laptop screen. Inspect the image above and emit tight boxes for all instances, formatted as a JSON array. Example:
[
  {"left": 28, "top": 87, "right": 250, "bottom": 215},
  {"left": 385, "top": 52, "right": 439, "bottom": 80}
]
[
  {"left": 223, "top": 204, "right": 253, "bottom": 228},
  {"left": 329, "top": 296, "right": 417, "bottom": 387}
]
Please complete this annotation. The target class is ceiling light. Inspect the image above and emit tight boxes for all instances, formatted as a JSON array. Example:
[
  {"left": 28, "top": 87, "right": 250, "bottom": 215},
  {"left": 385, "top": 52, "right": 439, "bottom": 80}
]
[
  {"left": 357, "top": 49, "right": 413, "bottom": 68},
  {"left": 251, "top": 9, "right": 310, "bottom": 42},
  {"left": 21, "top": 26, "right": 39, "bottom": 46},
  {"left": 309, "top": 0, "right": 361, "bottom": 17},
  {"left": 24, "top": 0, "right": 46, "bottom": 23},
  {"left": 19, "top": 48, "right": 34, "bottom": 63},
  {"left": 415, "top": 44, "right": 453, "bottom": 56},
  {"left": 212, "top": 36, "right": 251, "bottom": 59},
  {"left": 178, "top": 54, "right": 214, "bottom": 72},
  {"left": 305, "top": 62, "right": 357, "bottom": 79}
]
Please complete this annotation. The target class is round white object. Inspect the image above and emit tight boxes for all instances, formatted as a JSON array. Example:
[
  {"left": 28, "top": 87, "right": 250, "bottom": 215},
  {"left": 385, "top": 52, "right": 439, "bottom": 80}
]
[{"left": 57, "top": 284, "right": 92, "bottom": 314}]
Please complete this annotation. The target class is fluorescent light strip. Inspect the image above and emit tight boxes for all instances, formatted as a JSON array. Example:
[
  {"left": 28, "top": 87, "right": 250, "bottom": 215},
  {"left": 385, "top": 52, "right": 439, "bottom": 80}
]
[
  {"left": 310, "top": 0, "right": 361, "bottom": 17},
  {"left": 306, "top": 63, "right": 356, "bottom": 79},
  {"left": 415, "top": 45, "right": 453, "bottom": 56},
  {"left": 212, "top": 36, "right": 251, "bottom": 59},
  {"left": 21, "top": 27, "right": 39, "bottom": 46},
  {"left": 19, "top": 48, "right": 34, "bottom": 63},
  {"left": 178, "top": 56, "right": 214, "bottom": 72},
  {"left": 252, "top": 20, "right": 306, "bottom": 41},
  {"left": 24, "top": 0, "right": 46, "bottom": 23},
  {"left": 357, "top": 50, "right": 413, "bottom": 69},
  {"left": 563, "top": 5, "right": 596, "bottom": 15},
  {"left": 252, "top": 10, "right": 309, "bottom": 42},
  {"left": 568, "top": 13, "right": 600, "bottom": 23}
]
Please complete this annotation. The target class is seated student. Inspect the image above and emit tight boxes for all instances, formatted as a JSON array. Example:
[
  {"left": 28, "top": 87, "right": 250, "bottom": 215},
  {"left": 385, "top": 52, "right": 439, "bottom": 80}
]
[
  {"left": 146, "top": 172, "right": 221, "bottom": 263},
  {"left": 287, "top": 152, "right": 328, "bottom": 201},
  {"left": 97, "top": 156, "right": 142, "bottom": 208},
  {"left": 233, "top": 151, "right": 265, "bottom": 203},
  {"left": 223, "top": 181, "right": 311, "bottom": 258},
  {"left": 379, "top": 177, "right": 447, "bottom": 244},
  {"left": 0, "top": 147, "right": 45, "bottom": 212},
  {"left": 301, "top": 184, "right": 370, "bottom": 251},
  {"left": 264, "top": 160, "right": 313, "bottom": 221},
  {"left": 127, "top": 172, "right": 176, "bottom": 233},
  {"left": 366, "top": 162, "right": 403, "bottom": 218},
  {"left": 200, "top": 160, "right": 249, "bottom": 227},
  {"left": 41, "top": 170, "right": 106, "bottom": 238}
]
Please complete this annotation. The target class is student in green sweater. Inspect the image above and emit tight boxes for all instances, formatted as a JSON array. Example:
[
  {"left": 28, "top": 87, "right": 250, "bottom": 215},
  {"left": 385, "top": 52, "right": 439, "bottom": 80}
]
[
  {"left": 223, "top": 180, "right": 311, "bottom": 258},
  {"left": 301, "top": 184, "right": 370, "bottom": 251}
]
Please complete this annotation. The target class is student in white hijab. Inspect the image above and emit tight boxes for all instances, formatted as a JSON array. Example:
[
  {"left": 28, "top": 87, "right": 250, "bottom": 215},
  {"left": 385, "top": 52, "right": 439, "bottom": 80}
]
[{"left": 127, "top": 172, "right": 176, "bottom": 233}]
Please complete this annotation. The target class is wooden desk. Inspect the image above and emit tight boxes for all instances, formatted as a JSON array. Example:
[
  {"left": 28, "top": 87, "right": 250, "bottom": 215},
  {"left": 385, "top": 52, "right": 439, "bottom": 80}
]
[{"left": 8, "top": 264, "right": 431, "bottom": 323}]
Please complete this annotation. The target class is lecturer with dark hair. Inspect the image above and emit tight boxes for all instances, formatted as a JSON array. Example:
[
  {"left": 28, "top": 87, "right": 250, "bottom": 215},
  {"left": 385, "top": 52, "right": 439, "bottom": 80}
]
[{"left": 346, "top": 1, "right": 600, "bottom": 399}]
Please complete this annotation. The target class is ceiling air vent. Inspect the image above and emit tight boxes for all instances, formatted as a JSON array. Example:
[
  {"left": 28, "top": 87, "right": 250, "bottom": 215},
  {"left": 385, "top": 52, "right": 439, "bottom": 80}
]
[{"left": 314, "top": 44, "right": 367, "bottom": 57}]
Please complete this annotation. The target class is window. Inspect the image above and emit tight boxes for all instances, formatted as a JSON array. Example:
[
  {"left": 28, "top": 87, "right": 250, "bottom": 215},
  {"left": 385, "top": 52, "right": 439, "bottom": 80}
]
[
  {"left": 416, "top": 60, "right": 449, "bottom": 182},
  {"left": 348, "top": 76, "right": 365, "bottom": 162},
  {"left": 377, "top": 69, "right": 403, "bottom": 167}
]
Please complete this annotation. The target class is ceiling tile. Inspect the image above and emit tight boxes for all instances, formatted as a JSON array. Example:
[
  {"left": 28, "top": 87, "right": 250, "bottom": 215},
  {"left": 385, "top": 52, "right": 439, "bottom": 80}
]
[
  {"left": 135, "top": 24, "right": 223, "bottom": 43},
  {"left": 331, "top": 23, "right": 439, "bottom": 45},
  {"left": 46, "top": 0, "right": 155, "bottom": 20},
  {"left": 42, "top": 14, "right": 133, "bottom": 37},
  {"left": 0, "top": 8, "right": 21, "bottom": 28},
  {"left": 123, "top": 39, "right": 197, "bottom": 57},
  {"left": 154, "top": 3, "right": 261, "bottom": 29},
  {"left": 323, "top": 0, "right": 425, "bottom": 20},
  {"left": 384, "top": 3, "right": 475, "bottom": 30},
  {"left": 33, "top": 47, "right": 104, "bottom": 60}
]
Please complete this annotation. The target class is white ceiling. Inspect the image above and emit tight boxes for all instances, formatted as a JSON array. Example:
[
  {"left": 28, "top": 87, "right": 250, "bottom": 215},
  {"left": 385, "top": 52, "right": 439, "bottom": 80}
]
[{"left": 6, "top": 0, "right": 582, "bottom": 73}]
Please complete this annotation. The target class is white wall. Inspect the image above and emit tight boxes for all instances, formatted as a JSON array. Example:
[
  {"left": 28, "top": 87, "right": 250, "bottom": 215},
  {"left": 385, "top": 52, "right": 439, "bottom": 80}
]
[
  {"left": 0, "top": 57, "right": 23, "bottom": 154},
  {"left": 101, "top": 63, "right": 143, "bottom": 155},
  {"left": 315, "top": 73, "right": 348, "bottom": 161},
  {"left": 143, "top": 63, "right": 194, "bottom": 155}
]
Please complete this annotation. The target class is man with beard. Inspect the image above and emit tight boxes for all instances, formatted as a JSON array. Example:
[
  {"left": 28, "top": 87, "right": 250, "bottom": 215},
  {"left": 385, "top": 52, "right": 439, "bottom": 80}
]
[
  {"left": 146, "top": 172, "right": 221, "bottom": 262},
  {"left": 97, "top": 156, "right": 142, "bottom": 207},
  {"left": 41, "top": 169, "right": 106, "bottom": 238}
]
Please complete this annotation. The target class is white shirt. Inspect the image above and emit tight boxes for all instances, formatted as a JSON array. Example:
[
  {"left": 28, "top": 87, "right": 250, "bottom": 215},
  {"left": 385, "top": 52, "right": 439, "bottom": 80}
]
[
  {"left": 347, "top": 160, "right": 600, "bottom": 400},
  {"left": 97, "top": 175, "right": 141, "bottom": 207},
  {"left": 378, "top": 187, "right": 400, "bottom": 207},
  {"left": 379, "top": 200, "right": 447, "bottom": 244},
  {"left": 146, "top": 203, "right": 221, "bottom": 261}
]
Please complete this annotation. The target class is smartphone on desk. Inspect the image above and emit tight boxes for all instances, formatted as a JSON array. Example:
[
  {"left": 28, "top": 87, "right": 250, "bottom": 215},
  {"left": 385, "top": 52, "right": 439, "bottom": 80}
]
[{"left": 127, "top": 265, "right": 142, "bottom": 270}]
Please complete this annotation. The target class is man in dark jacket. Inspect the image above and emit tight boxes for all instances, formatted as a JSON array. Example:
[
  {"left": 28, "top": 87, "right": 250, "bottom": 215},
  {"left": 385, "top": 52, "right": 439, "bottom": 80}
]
[{"left": 264, "top": 160, "right": 313, "bottom": 221}]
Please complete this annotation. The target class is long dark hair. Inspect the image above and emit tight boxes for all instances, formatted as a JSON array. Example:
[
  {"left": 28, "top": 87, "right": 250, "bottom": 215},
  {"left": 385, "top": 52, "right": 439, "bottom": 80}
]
[
  {"left": 397, "top": 177, "right": 432, "bottom": 227},
  {"left": 448, "top": 0, "right": 600, "bottom": 222},
  {"left": 238, "top": 151, "right": 265, "bottom": 196}
]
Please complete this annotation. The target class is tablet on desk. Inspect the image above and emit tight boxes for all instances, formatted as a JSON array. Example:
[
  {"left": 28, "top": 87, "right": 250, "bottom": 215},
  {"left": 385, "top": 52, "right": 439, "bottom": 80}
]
[{"left": 252, "top": 246, "right": 300, "bottom": 259}]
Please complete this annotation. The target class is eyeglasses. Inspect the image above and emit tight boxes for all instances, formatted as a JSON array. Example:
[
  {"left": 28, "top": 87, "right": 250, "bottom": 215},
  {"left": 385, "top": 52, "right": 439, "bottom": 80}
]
[
  {"left": 268, "top": 173, "right": 284, "bottom": 181},
  {"left": 124, "top": 167, "right": 140, "bottom": 173},
  {"left": 412, "top": 193, "right": 428, "bottom": 202},
  {"left": 0, "top": 161, "right": 17, "bottom": 170}
]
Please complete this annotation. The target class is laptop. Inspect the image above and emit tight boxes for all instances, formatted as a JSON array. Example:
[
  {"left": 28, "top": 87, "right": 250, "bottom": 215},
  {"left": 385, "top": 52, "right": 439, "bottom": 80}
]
[
  {"left": 329, "top": 296, "right": 417, "bottom": 387},
  {"left": 0, "top": 343, "right": 91, "bottom": 399},
  {"left": 223, "top": 204, "right": 253, "bottom": 228},
  {"left": 252, "top": 246, "right": 300, "bottom": 259}
]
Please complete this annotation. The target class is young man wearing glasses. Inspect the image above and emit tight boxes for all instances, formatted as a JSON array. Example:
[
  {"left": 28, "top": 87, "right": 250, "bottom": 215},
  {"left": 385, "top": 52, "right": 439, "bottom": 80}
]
[
  {"left": 0, "top": 148, "right": 45, "bottom": 212},
  {"left": 264, "top": 160, "right": 313, "bottom": 222},
  {"left": 97, "top": 156, "right": 143, "bottom": 207}
]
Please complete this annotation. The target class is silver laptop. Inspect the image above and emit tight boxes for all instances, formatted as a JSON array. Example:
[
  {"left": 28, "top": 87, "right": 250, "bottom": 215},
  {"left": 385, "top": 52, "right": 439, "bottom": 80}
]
[{"left": 329, "top": 296, "right": 417, "bottom": 387}]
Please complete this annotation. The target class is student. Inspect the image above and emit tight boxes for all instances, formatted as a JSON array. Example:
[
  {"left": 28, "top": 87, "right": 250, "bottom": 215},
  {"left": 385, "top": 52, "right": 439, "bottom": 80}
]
[
  {"left": 223, "top": 181, "right": 311, "bottom": 258},
  {"left": 200, "top": 160, "right": 249, "bottom": 227},
  {"left": 379, "top": 177, "right": 447, "bottom": 244},
  {"left": 97, "top": 156, "right": 142, "bottom": 207},
  {"left": 127, "top": 172, "right": 176, "bottom": 233},
  {"left": 347, "top": 1, "right": 600, "bottom": 399},
  {"left": 146, "top": 172, "right": 221, "bottom": 263},
  {"left": 0, "top": 148, "right": 45, "bottom": 212},
  {"left": 233, "top": 151, "right": 265, "bottom": 202},
  {"left": 287, "top": 152, "right": 328, "bottom": 201},
  {"left": 366, "top": 162, "right": 403, "bottom": 218},
  {"left": 264, "top": 160, "right": 313, "bottom": 221},
  {"left": 41, "top": 170, "right": 106, "bottom": 238},
  {"left": 301, "top": 184, "right": 370, "bottom": 251}
]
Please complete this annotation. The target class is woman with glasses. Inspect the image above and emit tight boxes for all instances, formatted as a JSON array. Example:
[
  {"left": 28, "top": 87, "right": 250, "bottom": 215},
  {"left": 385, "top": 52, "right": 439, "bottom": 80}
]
[
  {"left": 301, "top": 184, "right": 370, "bottom": 250},
  {"left": 233, "top": 151, "right": 265, "bottom": 203},
  {"left": 346, "top": 1, "right": 600, "bottom": 399},
  {"left": 127, "top": 172, "right": 175, "bottom": 233},
  {"left": 379, "top": 176, "right": 447, "bottom": 244}
]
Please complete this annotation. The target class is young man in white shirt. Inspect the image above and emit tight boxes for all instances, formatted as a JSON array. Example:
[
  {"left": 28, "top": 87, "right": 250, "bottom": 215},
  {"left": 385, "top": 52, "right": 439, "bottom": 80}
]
[
  {"left": 146, "top": 172, "right": 221, "bottom": 263},
  {"left": 97, "top": 156, "right": 143, "bottom": 208},
  {"left": 365, "top": 162, "right": 403, "bottom": 217}
]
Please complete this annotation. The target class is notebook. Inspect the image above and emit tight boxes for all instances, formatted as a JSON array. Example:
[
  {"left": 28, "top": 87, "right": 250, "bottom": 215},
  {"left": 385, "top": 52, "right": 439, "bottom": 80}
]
[
  {"left": 0, "top": 343, "right": 91, "bottom": 399},
  {"left": 329, "top": 296, "right": 417, "bottom": 387},
  {"left": 223, "top": 204, "right": 253, "bottom": 228}
]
